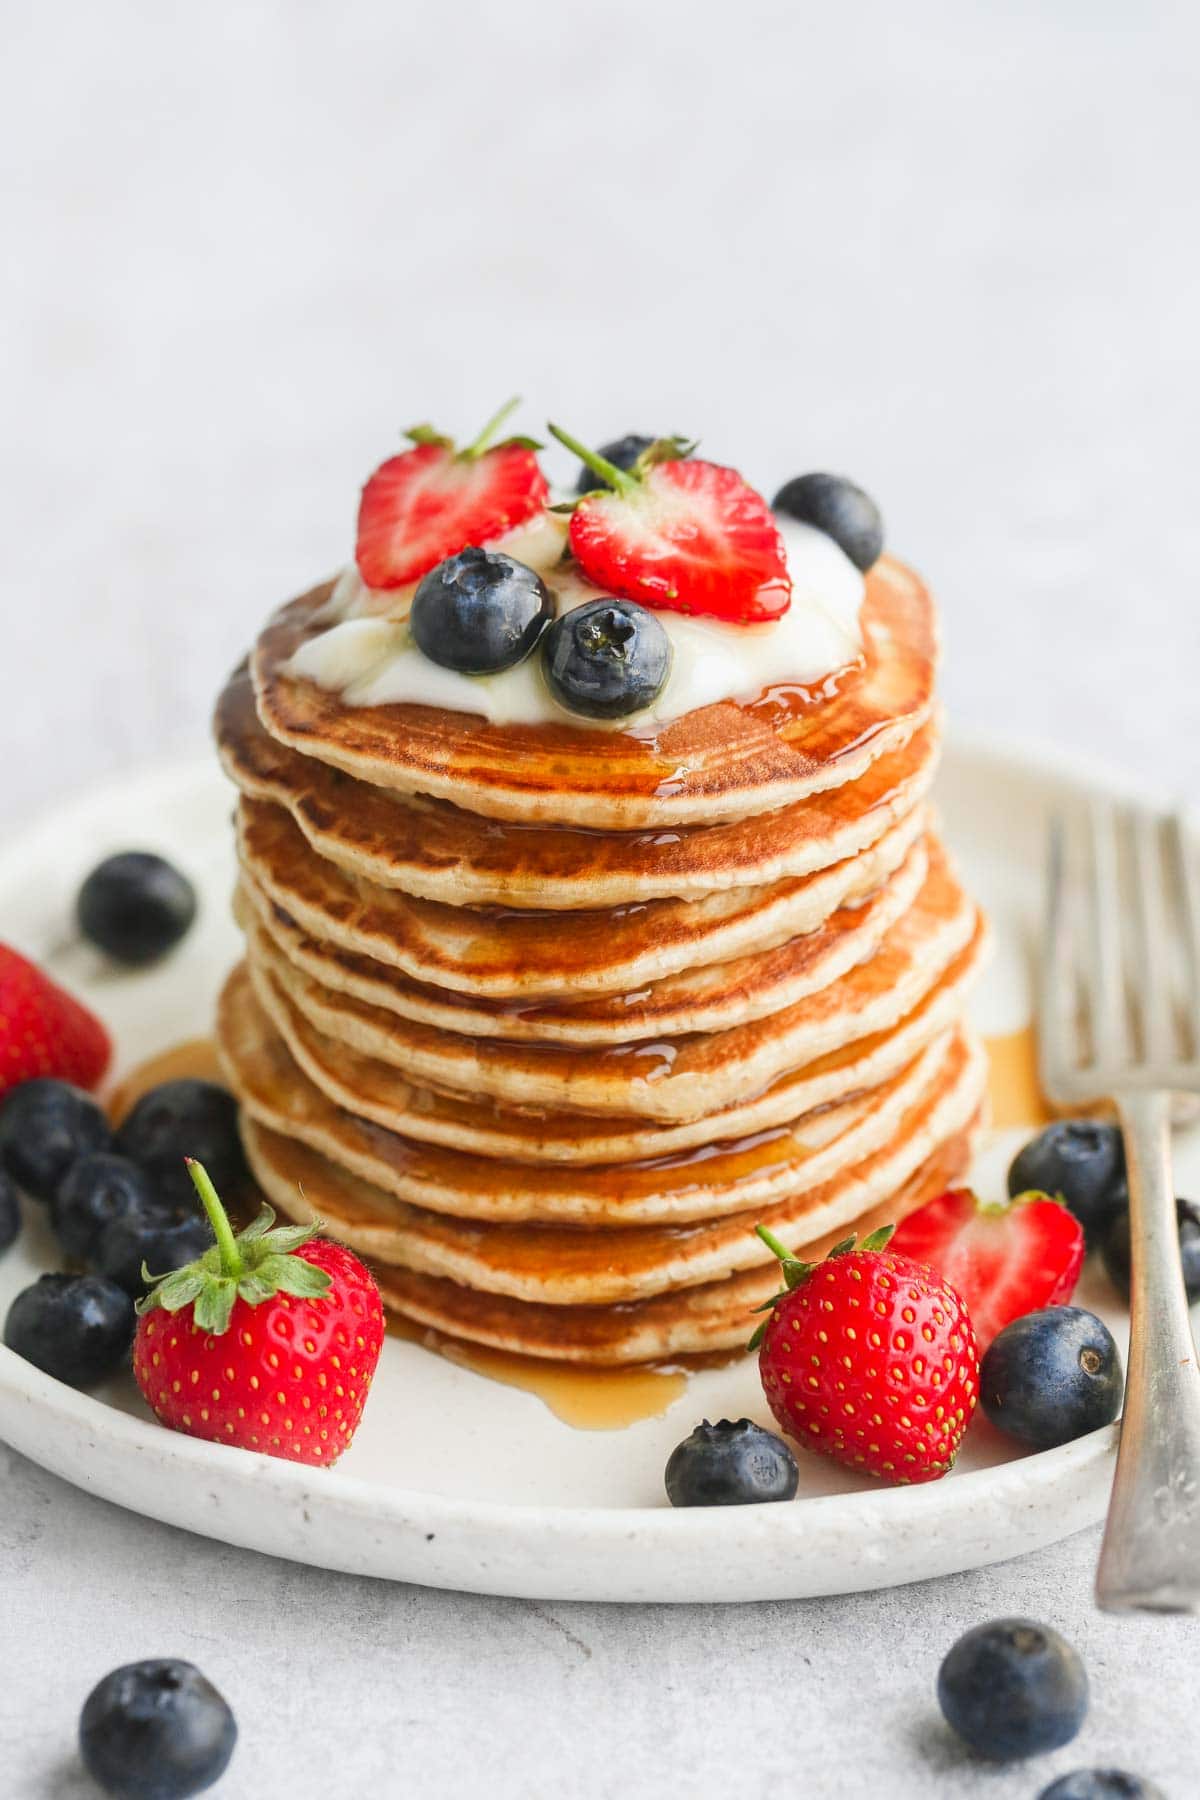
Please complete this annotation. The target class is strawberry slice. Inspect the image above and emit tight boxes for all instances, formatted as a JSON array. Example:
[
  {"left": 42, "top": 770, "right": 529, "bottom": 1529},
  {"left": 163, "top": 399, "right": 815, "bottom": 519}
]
[
  {"left": 548, "top": 425, "right": 791, "bottom": 623},
  {"left": 891, "top": 1187, "right": 1085, "bottom": 1348},
  {"left": 356, "top": 398, "right": 548, "bottom": 589},
  {"left": 0, "top": 944, "right": 112, "bottom": 1097}
]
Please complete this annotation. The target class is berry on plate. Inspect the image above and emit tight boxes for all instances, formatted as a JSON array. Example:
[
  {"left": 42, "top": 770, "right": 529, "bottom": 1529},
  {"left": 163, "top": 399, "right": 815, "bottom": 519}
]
[
  {"left": 356, "top": 397, "right": 548, "bottom": 589},
  {"left": 1008, "top": 1120, "right": 1126, "bottom": 1242},
  {"left": 97, "top": 1203, "right": 215, "bottom": 1300},
  {"left": 50, "top": 1152, "right": 156, "bottom": 1265},
  {"left": 1102, "top": 1196, "right": 1200, "bottom": 1304},
  {"left": 937, "top": 1617, "right": 1088, "bottom": 1760},
  {"left": 410, "top": 545, "right": 554, "bottom": 674},
  {"left": 77, "top": 850, "right": 197, "bottom": 966},
  {"left": 115, "top": 1078, "right": 245, "bottom": 1209},
  {"left": 980, "top": 1305, "right": 1124, "bottom": 1450},
  {"left": 0, "top": 1167, "right": 18, "bottom": 1252},
  {"left": 548, "top": 424, "right": 792, "bottom": 624},
  {"left": 751, "top": 1223, "right": 979, "bottom": 1484},
  {"left": 79, "top": 1659, "right": 236, "bottom": 1800},
  {"left": 543, "top": 598, "right": 672, "bottom": 720},
  {"left": 890, "top": 1186, "right": 1084, "bottom": 1348},
  {"left": 573, "top": 432, "right": 655, "bottom": 496},
  {"left": 772, "top": 471, "right": 885, "bottom": 572},
  {"left": 4, "top": 1272, "right": 135, "bottom": 1386},
  {"left": 664, "top": 1418, "right": 799, "bottom": 1507},
  {"left": 0, "top": 1077, "right": 112, "bottom": 1201},
  {"left": 1038, "top": 1773, "right": 1164, "bottom": 1800},
  {"left": 0, "top": 948, "right": 112, "bottom": 1099},
  {"left": 133, "top": 1160, "right": 384, "bottom": 1465}
]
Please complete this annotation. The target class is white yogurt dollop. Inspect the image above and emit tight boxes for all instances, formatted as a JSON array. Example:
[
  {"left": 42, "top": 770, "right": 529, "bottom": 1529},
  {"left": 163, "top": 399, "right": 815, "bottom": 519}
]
[{"left": 287, "top": 513, "right": 864, "bottom": 729}]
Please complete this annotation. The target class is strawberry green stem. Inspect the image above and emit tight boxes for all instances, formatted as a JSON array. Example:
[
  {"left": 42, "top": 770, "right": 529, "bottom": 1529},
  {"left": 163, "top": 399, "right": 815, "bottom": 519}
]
[
  {"left": 187, "top": 1158, "right": 242, "bottom": 1280},
  {"left": 755, "top": 1224, "right": 796, "bottom": 1264},
  {"left": 546, "top": 422, "right": 639, "bottom": 497},
  {"left": 462, "top": 396, "right": 522, "bottom": 460}
]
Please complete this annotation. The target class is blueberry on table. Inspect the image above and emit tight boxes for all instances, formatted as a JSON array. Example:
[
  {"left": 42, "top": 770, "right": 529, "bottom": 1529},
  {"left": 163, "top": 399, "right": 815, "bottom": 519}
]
[
  {"left": 665, "top": 1418, "right": 799, "bottom": 1506},
  {"left": 4, "top": 1272, "right": 134, "bottom": 1386},
  {"left": 79, "top": 1659, "right": 237, "bottom": 1800},
  {"left": 980, "top": 1305, "right": 1123, "bottom": 1449},
  {"left": 573, "top": 432, "right": 654, "bottom": 495},
  {"left": 772, "top": 472, "right": 885, "bottom": 573},
  {"left": 544, "top": 599, "right": 672, "bottom": 720},
  {"left": 0, "top": 1168, "right": 19, "bottom": 1252},
  {"left": 1103, "top": 1197, "right": 1200, "bottom": 1304},
  {"left": 1038, "top": 1772, "right": 1164, "bottom": 1799},
  {"left": 51, "top": 1152, "right": 157, "bottom": 1265},
  {"left": 0, "top": 1078, "right": 112, "bottom": 1200},
  {"left": 96, "top": 1205, "right": 214, "bottom": 1299},
  {"left": 115, "top": 1079, "right": 245, "bottom": 1208},
  {"left": 1008, "top": 1120, "right": 1126, "bottom": 1242},
  {"left": 938, "top": 1617, "right": 1088, "bottom": 1760},
  {"left": 77, "top": 851, "right": 198, "bottom": 966},
  {"left": 410, "top": 546, "right": 554, "bottom": 674}
]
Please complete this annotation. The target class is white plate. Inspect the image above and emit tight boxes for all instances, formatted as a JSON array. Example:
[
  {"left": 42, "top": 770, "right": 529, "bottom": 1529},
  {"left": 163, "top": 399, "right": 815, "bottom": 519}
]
[{"left": 0, "top": 736, "right": 1195, "bottom": 1603}]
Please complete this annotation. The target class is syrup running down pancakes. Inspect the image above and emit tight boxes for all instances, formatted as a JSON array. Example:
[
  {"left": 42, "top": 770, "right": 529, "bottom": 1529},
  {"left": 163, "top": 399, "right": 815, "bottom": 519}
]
[{"left": 213, "top": 427, "right": 989, "bottom": 1363}]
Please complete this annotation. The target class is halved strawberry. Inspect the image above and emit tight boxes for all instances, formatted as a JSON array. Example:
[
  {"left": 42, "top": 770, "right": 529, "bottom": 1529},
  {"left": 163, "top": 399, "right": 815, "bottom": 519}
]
[
  {"left": 355, "top": 398, "right": 548, "bottom": 589},
  {"left": 890, "top": 1188, "right": 1085, "bottom": 1349},
  {"left": 548, "top": 425, "right": 791, "bottom": 624}
]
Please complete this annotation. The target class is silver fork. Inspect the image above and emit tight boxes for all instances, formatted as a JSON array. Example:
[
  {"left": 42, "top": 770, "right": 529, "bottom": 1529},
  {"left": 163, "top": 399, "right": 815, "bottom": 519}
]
[{"left": 1041, "top": 802, "right": 1200, "bottom": 1613}]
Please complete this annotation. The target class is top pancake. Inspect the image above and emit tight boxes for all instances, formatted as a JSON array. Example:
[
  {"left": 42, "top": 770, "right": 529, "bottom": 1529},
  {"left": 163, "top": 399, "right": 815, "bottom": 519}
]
[{"left": 250, "top": 556, "right": 939, "bottom": 829}]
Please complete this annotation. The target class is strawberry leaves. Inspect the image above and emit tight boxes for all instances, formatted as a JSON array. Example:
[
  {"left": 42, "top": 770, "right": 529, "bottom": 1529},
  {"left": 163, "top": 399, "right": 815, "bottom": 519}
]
[{"left": 747, "top": 1222, "right": 897, "bottom": 1350}]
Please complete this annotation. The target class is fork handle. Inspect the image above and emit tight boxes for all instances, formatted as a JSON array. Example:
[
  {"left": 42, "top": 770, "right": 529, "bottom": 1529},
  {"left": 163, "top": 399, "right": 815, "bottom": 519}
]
[{"left": 1095, "top": 1089, "right": 1200, "bottom": 1613}]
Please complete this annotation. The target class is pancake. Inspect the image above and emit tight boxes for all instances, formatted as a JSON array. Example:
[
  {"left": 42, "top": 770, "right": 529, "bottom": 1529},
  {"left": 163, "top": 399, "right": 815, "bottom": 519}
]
[
  {"left": 217, "top": 662, "right": 941, "bottom": 909},
  {"left": 235, "top": 834, "right": 929, "bottom": 1045},
  {"left": 239, "top": 1028, "right": 985, "bottom": 1304},
  {"left": 251, "top": 556, "right": 939, "bottom": 828},
  {"left": 235, "top": 794, "right": 928, "bottom": 999}
]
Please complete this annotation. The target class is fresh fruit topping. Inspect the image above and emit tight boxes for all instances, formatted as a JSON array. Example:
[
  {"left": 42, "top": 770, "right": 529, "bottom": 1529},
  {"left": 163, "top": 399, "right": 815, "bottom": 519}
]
[
  {"left": 664, "top": 1417, "right": 799, "bottom": 1507},
  {"left": 772, "top": 472, "right": 884, "bottom": 573},
  {"left": 751, "top": 1223, "right": 979, "bottom": 1484},
  {"left": 1038, "top": 1773, "right": 1164, "bottom": 1800},
  {"left": 0, "top": 1168, "right": 18, "bottom": 1253},
  {"left": 4, "top": 1272, "right": 134, "bottom": 1386},
  {"left": 133, "top": 1160, "right": 384, "bottom": 1465},
  {"left": 79, "top": 1659, "right": 237, "bottom": 1800},
  {"left": 50, "top": 1152, "right": 156, "bottom": 1265},
  {"left": 0, "top": 1078, "right": 112, "bottom": 1200},
  {"left": 410, "top": 545, "right": 554, "bottom": 674},
  {"left": 979, "top": 1305, "right": 1123, "bottom": 1449},
  {"left": 938, "top": 1617, "right": 1088, "bottom": 1761},
  {"left": 573, "top": 432, "right": 655, "bottom": 496},
  {"left": 97, "top": 1203, "right": 214, "bottom": 1300},
  {"left": 355, "top": 398, "right": 548, "bottom": 589},
  {"left": 1008, "top": 1120, "right": 1126, "bottom": 1243},
  {"left": 115, "top": 1078, "right": 245, "bottom": 1209},
  {"left": 548, "top": 424, "right": 791, "bottom": 624},
  {"left": 77, "top": 851, "right": 197, "bottom": 966},
  {"left": 1103, "top": 1196, "right": 1200, "bottom": 1303},
  {"left": 890, "top": 1187, "right": 1084, "bottom": 1348},
  {"left": 543, "top": 598, "right": 672, "bottom": 719},
  {"left": 0, "top": 948, "right": 112, "bottom": 1099}
]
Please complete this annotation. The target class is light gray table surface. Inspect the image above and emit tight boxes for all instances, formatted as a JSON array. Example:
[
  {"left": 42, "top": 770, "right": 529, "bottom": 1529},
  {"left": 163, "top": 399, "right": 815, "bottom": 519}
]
[{"left": 3, "top": 3, "right": 1199, "bottom": 1795}]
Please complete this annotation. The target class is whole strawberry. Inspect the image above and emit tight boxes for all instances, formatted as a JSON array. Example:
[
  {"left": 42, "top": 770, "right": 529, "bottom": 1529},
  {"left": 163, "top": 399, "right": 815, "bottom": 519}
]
[
  {"left": 752, "top": 1223, "right": 979, "bottom": 1485},
  {"left": 0, "top": 943, "right": 111, "bottom": 1098},
  {"left": 133, "top": 1159, "right": 384, "bottom": 1466}
]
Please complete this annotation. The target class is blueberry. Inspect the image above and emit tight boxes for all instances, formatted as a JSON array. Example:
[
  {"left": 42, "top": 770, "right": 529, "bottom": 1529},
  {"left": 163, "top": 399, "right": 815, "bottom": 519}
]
[
  {"left": 96, "top": 1204, "right": 213, "bottom": 1298},
  {"left": 938, "top": 1617, "right": 1088, "bottom": 1760},
  {"left": 0, "top": 1168, "right": 19, "bottom": 1252},
  {"left": 79, "top": 1659, "right": 237, "bottom": 1799},
  {"left": 51, "top": 1153, "right": 158, "bottom": 1265},
  {"left": 411, "top": 546, "right": 554, "bottom": 675},
  {"left": 1038, "top": 1773, "right": 1164, "bottom": 1799},
  {"left": 980, "top": 1305, "right": 1123, "bottom": 1450},
  {"left": 574, "top": 433, "right": 654, "bottom": 496},
  {"left": 115, "top": 1079, "right": 245, "bottom": 1208},
  {"left": 0, "top": 1078, "right": 112, "bottom": 1201},
  {"left": 4, "top": 1272, "right": 134, "bottom": 1386},
  {"left": 1008, "top": 1120, "right": 1126, "bottom": 1242},
  {"left": 544, "top": 600, "right": 672, "bottom": 720},
  {"left": 1103, "top": 1197, "right": 1200, "bottom": 1304},
  {"left": 77, "top": 852, "right": 197, "bottom": 966},
  {"left": 772, "top": 472, "right": 885, "bottom": 572},
  {"left": 665, "top": 1418, "right": 799, "bottom": 1506}
]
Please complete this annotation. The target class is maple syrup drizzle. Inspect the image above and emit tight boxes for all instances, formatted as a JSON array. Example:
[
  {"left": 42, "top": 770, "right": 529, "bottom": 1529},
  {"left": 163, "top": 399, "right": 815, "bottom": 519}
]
[
  {"left": 107, "top": 1039, "right": 225, "bottom": 1126},
  {"left": 982, "top": 1024, "right": 1051, "bottom": 1130}
]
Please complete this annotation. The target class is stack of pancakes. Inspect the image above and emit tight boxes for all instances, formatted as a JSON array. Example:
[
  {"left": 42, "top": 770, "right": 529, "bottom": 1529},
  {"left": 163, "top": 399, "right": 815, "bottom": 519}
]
[{"left": 213, "top": 554, "right": 989, "bottom": 1364}]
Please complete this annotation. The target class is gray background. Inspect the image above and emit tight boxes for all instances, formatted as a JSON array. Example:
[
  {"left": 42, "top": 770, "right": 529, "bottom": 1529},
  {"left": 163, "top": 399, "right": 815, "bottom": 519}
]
[{"left": 2, "top": 2, "right": 1199, "bottom": 1794}]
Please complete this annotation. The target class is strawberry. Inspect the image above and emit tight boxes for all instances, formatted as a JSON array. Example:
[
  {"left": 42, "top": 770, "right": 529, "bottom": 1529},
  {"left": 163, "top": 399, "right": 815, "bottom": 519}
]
[
  {"left": 547, "top": 425, "right": 791, "bottom": 623},
  {"left": 355, "top": 397, "right": 548, "bottom": 588},
  {"left": 133, "top": 1160, "right": 384, "bottom": 1466},
  {"left": 0, "top": 943, "right": 112, "bottom": 1097},
  {"left": 751, "top": 1224, "right": 979, "bottom": 1484},
  {"left": 890, "top": 1187, "right": 1085, "bottom": 1349}
]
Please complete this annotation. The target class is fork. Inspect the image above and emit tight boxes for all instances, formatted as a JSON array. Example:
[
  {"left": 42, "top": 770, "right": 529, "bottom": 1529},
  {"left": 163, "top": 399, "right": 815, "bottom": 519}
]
[{"left": 1041, "top": 801, "right": 1200, "bottom": 1613}]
